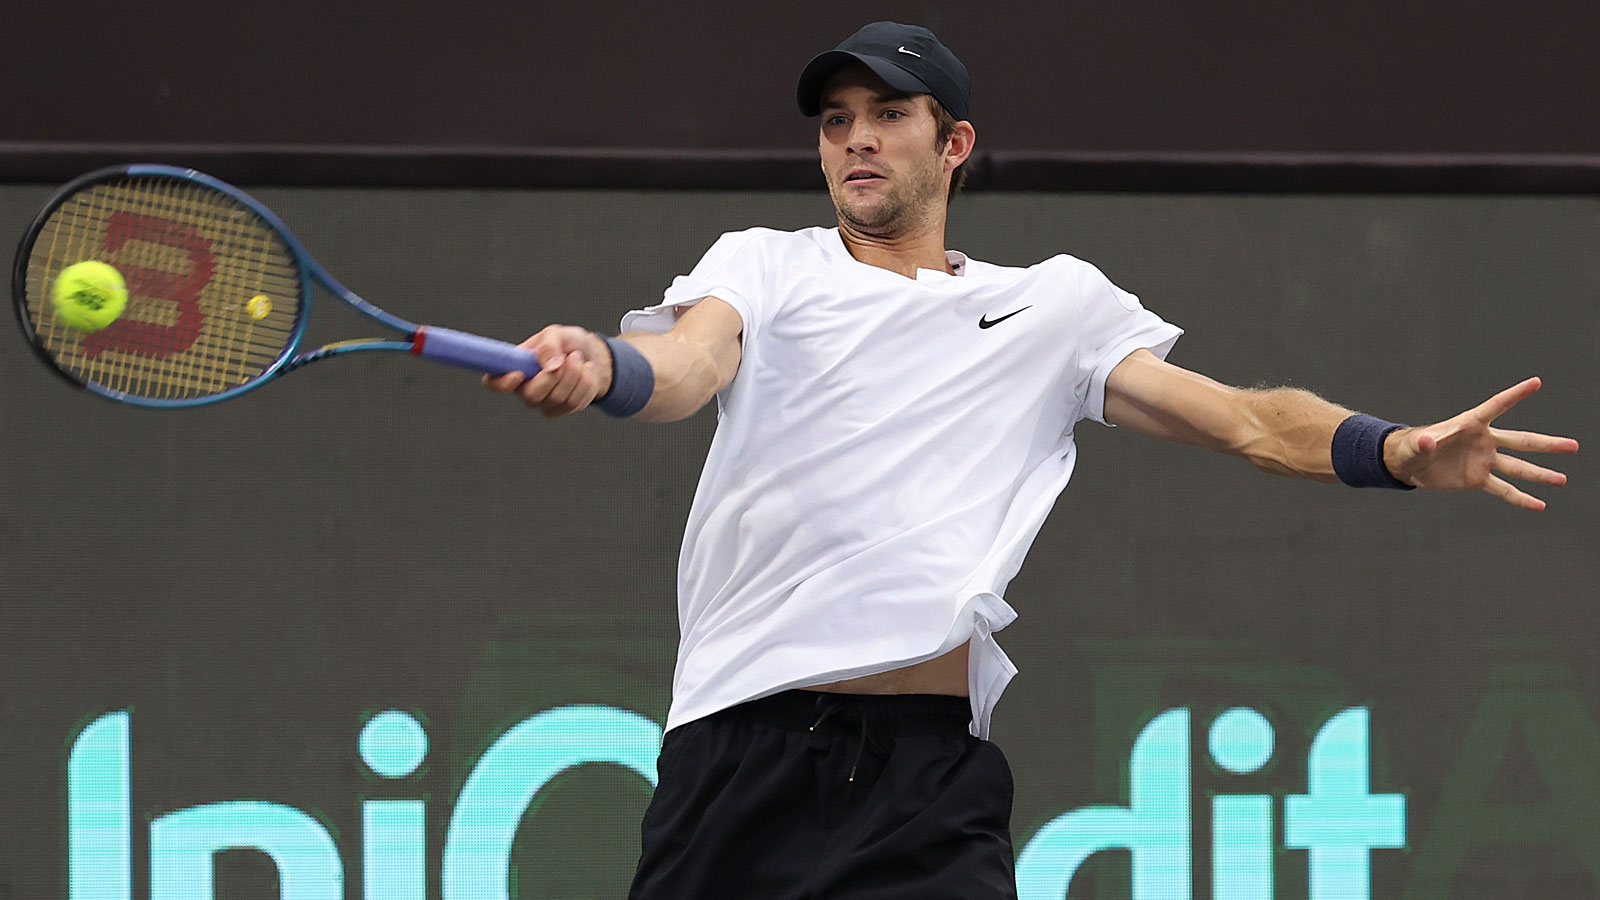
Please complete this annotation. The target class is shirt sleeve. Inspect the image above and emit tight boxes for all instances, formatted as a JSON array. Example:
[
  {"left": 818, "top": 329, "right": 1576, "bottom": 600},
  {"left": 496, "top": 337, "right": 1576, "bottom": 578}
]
[
  {"left": 619, "top": 230, "right": 767, "bottom": 347},
  {"left": 1074, "top": 261, "right": 1184, "bottom": 425}
]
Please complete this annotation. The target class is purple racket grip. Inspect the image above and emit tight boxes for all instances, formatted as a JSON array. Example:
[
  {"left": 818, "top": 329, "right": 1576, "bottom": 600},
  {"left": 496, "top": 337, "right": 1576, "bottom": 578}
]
[{"left": 412, "top": 326, "right": 542, "bottom": 376}]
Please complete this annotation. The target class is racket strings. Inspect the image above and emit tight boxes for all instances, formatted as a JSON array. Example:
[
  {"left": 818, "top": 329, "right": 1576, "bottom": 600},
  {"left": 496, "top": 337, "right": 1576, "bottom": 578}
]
[{"left": 22, "top": 176, "right": 304, "bottom": 401}]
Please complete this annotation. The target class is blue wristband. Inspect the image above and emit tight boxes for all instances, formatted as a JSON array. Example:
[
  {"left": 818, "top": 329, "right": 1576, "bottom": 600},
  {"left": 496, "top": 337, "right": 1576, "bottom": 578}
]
[
  {"left": 595, "top": 336, "right": 654, "bottom": 418},
  {"left": 1331, "top": 414, "right": 1414, "bottom": 490}
]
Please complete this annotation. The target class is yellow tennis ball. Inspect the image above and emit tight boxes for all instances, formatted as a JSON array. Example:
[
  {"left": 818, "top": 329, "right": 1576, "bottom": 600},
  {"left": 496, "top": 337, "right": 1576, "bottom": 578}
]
[
  {"left": 51, "top": 260, "right": 128, "bottom": 332},
  {"left": 246, "top": 294, "right": 272, "bottom": 320}
]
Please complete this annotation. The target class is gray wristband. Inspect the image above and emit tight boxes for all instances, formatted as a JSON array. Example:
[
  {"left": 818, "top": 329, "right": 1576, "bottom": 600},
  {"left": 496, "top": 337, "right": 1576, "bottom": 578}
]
[
  {"left": 594, "top": 336, "right": 654, "bottom": 418},
  {"left": 1331, "top": 414, "right": 1414, "bottom": 489}
]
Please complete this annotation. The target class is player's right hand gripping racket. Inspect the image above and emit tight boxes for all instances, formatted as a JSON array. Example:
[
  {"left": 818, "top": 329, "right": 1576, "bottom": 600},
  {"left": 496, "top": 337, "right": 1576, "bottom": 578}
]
[{"left": 12, "top": 164, "right": 542, "bottom": 407}]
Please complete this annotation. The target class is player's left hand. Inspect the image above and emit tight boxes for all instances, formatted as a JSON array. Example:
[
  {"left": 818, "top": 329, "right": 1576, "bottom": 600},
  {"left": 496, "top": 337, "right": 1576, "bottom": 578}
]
[{"left": 1384, "top": 377, "right": 1579, "bottom": 510}]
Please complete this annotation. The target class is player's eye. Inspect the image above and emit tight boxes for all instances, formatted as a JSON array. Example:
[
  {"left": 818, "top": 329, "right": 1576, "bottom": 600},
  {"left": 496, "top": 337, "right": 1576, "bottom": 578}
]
[
  {"left": 882, "top": 109, "right": 904, "bottom": 121},
  {"left": 824, "top": 114, "right": 849, "bottom": 127}
]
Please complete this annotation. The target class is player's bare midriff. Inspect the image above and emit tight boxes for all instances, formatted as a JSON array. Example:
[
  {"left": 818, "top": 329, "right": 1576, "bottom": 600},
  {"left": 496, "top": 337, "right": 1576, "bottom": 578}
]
[{"left": 803, "top": 641, "right": 970, "bottom": 696}]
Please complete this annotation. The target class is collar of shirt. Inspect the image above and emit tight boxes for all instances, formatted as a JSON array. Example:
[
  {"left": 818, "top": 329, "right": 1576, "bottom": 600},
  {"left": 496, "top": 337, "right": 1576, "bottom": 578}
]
[{"left": 826, "top": 228, "right": 969, "bottom": 281}]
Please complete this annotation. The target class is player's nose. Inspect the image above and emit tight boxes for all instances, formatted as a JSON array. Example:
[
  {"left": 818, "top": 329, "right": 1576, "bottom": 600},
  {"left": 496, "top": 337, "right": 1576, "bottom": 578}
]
[{"left": 846, "top": 121, "right": 880, "bottom": 154}]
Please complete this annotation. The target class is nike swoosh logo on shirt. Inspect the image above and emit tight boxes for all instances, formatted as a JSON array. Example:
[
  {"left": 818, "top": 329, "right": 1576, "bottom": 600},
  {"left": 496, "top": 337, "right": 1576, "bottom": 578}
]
[{"left": 978, "top": 306, "right": 1031, "bottom": 329}]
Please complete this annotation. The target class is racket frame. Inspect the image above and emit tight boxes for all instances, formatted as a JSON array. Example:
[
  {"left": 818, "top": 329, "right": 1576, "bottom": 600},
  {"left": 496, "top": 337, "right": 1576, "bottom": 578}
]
[{"left": 12, "top": 164, "right": 461, "bottom": 408}]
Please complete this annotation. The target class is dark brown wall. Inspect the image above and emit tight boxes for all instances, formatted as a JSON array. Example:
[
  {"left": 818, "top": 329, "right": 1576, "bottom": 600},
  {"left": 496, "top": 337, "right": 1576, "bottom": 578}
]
[{"left": 4, "top": 1, "right": 1599, "bottom": 189}]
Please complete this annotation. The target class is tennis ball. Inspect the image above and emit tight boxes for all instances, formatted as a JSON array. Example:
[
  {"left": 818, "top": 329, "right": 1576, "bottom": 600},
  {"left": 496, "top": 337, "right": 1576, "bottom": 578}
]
[{"left": 51, "top": 260, "right": 128, "bottom": 332}]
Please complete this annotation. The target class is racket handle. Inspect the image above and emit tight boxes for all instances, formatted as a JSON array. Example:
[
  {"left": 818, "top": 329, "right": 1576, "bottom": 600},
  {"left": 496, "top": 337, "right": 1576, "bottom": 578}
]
[{"left": 412, "top": 326, "right": 542, "bottom": 376}]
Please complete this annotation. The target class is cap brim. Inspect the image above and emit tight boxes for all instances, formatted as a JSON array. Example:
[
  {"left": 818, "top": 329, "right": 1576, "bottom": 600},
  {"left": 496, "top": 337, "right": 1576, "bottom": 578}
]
[{"left": 796, "top": 50, "right": 934, "bottom": 116}]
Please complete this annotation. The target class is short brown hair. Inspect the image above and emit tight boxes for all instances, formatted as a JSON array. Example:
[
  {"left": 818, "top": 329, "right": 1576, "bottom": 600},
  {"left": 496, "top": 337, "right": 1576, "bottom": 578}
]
[{"left": 929, "top": 96, "right": 968, "bottom": 202}]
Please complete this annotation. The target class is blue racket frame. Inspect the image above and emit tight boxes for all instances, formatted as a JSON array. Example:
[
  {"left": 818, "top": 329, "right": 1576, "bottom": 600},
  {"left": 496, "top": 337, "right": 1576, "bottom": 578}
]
[{"left": 13, "top": 164, "right": 542, "bottom": 408}]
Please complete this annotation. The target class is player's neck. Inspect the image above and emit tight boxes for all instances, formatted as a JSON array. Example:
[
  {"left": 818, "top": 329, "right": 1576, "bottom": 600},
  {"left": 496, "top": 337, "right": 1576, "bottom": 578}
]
[{"left": 836, "top": 215, "right": 951, "bottom": 279}]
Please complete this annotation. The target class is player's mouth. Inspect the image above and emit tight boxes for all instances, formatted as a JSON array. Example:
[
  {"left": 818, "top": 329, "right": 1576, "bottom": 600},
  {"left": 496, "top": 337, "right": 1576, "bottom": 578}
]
[{"left": 843, "top": 168, "right": 886, "bottom": 185}]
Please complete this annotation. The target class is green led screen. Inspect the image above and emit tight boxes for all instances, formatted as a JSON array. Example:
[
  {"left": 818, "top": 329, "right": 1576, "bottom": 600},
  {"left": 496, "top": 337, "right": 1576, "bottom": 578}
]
[{"left": 1, "top": 187, "right": 1595, "bottom": 899}]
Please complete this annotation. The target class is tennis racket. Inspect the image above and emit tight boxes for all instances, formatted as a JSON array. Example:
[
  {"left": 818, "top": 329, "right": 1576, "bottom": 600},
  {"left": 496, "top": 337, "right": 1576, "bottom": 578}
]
[{"left": 11, "top": 164, "right": 542, "bottom": 407}]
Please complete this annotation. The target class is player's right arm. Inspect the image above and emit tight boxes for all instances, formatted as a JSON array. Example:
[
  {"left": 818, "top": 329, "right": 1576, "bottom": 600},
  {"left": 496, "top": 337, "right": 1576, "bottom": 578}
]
[{"left": 482, "top": 296, "right": 743, "bottom": 422}]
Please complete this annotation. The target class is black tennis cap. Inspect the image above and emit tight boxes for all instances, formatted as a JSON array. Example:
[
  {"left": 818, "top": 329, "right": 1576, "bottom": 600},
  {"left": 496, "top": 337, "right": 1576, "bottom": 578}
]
[{"left": 796, "top": 22, "right": 971, "bottom": 122}]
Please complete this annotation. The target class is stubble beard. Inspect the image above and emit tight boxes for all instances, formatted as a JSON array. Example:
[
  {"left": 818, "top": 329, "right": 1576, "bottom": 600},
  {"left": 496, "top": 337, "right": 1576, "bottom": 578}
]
[{"left": 829, "top": 157, "right": 946, "bottom": 238}]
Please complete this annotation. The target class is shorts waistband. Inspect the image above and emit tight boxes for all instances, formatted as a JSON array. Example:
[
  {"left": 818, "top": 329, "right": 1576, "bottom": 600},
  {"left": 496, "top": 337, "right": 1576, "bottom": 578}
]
[{"left": 713, "top": 689, "right": 973, "bottom": 735}]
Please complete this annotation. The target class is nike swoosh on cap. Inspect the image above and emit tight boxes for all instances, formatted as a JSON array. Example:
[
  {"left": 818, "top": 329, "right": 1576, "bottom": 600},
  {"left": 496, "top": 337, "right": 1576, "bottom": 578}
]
[
  {"left": 897, "top": 46, "right": 922, "bottom": 57},
  {"left": 978, "top": 306, "right": 1031, "bottom": 329}
]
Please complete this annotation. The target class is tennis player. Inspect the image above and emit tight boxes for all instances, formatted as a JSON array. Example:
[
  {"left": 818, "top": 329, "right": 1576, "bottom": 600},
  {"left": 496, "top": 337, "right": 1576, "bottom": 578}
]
[{"left": 484, "top": 21, "right": 1577, "bottom": 899}]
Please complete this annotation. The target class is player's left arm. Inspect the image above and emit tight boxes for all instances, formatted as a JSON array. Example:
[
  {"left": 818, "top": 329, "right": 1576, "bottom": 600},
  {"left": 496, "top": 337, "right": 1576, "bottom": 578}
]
[{"left": 1102, "top": 349, "right": 1580, "bottom": 510}]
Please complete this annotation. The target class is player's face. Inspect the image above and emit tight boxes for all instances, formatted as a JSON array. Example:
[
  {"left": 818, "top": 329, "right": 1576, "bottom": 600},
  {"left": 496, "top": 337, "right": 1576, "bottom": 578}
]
[{"left": 817, "top": 65, "right": 950, "bottom": 237}]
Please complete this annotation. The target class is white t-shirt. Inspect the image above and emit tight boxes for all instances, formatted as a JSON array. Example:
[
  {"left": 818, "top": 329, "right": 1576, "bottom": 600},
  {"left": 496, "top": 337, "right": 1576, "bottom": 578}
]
[{"left": 623, "top": 226, "right": 1181, "bottom": 737}]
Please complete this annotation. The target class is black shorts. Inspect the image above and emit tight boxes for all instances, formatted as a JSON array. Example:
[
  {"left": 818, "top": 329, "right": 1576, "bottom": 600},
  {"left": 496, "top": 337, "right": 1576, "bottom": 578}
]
[{"left": 628, "top": 690, "right": 1018, "bottom": 900}]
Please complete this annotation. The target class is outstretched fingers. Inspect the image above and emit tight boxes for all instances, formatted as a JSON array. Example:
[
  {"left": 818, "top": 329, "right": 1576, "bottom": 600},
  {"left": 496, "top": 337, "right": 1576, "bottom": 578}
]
[
  {"left": 1470, "top": 376, "right": 1543, "bottom": 424},
  {"left": 1493, "top": 451, "right": 1568, "bottom": 486},
  {"left": 1491, "top": 427, "right": 1581, "bottom": 455},
  {"left": 1404, "top": 378, "right": 1574, "bottom": 510},
  {"left": 1482, "top": 474, "right": 1547, "bottom": 511}
]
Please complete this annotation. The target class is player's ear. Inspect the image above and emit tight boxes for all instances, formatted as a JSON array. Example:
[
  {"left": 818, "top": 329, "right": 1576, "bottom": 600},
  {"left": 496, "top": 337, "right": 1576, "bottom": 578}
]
[{"left": 944, "top": 121, "right": 976, "bottom": 172}]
